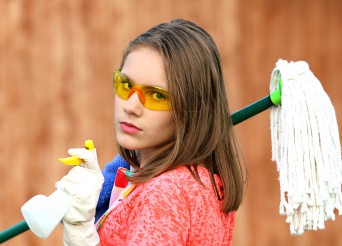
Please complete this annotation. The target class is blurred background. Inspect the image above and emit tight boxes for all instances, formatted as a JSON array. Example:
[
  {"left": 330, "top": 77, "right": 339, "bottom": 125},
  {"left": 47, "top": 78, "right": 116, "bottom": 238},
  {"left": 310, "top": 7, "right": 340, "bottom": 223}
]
[{"left": 1, "top": 0, "right": 341, "bottom": 245}]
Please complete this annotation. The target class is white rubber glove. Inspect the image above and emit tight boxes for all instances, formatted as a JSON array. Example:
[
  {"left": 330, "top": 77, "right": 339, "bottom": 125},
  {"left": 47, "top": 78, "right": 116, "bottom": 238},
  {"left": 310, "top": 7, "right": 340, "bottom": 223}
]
[{"left": 56, "top": 148, "right": 104, "bottom": 246}]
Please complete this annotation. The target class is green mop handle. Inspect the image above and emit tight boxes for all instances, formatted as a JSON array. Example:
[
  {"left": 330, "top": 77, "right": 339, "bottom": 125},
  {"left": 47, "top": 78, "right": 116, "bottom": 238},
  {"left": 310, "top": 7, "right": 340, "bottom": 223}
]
[
  {"left": 231, "top": 88, "right": 281, "bottom": 125},
  {"left": 0, "top": 220, "right": 29, "bottom": 243},
  {"left": 0, "top": 89, "right": 282, "bottom": 244}
]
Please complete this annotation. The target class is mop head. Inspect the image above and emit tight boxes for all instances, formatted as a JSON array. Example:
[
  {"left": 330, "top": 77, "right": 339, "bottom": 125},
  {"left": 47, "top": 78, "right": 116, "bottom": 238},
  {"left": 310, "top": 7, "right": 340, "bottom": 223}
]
[{"left": 270, "top": 59, "right": 342, "bottom": 235}]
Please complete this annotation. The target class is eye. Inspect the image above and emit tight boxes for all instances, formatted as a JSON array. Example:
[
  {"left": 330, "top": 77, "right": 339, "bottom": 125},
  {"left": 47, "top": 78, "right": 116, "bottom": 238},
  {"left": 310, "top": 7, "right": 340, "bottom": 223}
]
[
  {"left": 122, "top": 80, "right": 133, "bottom": 90},
  {"left": 152, "top": 92, "right": 166, "bottom": 101}
]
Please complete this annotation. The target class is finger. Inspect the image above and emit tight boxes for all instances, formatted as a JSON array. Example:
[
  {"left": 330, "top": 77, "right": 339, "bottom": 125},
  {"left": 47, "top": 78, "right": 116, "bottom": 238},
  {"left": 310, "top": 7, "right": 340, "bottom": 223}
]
[
  {"left": 68, "top": 148, "right": 87, "bottom": 157},
  {"left": 68, "top": 148, "right": 101, "bottom": 172}
]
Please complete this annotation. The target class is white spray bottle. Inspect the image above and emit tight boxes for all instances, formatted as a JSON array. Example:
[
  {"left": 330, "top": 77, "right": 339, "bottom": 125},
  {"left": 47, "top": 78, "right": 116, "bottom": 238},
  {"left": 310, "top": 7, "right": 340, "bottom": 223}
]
[{"left": 21, "top": 140, "right": 94, "bottom": 238}]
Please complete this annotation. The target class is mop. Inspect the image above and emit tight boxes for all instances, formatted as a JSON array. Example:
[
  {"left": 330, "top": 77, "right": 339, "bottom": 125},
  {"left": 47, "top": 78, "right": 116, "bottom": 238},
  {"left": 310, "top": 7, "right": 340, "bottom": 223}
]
[
  {"left": 269, "top": 59, "right": 342, "bottom": 235},
  {"left": 0, "top": 59, "right": 341, "bottom": 242}
]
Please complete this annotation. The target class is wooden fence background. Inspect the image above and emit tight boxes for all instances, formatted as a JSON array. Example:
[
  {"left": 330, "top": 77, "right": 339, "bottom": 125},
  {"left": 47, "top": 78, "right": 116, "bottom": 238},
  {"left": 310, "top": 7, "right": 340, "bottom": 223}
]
[{"left": 1, "top": 0, "right": 341, "bottom": 245}]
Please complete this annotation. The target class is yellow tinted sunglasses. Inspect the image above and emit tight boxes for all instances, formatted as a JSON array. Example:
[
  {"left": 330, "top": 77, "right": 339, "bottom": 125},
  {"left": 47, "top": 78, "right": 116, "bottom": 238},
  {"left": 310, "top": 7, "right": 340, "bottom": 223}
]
[{"left": 113, "top": 70, "right": 171, "bottom": 111}]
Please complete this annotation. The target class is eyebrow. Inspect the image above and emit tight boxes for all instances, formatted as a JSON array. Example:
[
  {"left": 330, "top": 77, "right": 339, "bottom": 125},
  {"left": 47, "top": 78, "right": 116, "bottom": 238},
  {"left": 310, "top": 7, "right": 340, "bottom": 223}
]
[
  {"left": 120, "top": 71, "right": 169, "bottom": 91},
  {"left": 120, "top": 72, "right": 135, "bottom": 83}
]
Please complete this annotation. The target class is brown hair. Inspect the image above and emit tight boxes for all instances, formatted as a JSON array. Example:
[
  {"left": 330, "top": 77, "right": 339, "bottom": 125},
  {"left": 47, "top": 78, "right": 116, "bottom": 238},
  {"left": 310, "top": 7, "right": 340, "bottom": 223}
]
[{"left": 118, "top": 19, "right": 245, "bottom": 213}]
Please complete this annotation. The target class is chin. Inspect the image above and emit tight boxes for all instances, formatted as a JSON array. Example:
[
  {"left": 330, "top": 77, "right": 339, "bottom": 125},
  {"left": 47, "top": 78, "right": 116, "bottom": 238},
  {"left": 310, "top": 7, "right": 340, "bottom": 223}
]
[{"left": 116, "top": 136, "right": 142, "bottom": 151}]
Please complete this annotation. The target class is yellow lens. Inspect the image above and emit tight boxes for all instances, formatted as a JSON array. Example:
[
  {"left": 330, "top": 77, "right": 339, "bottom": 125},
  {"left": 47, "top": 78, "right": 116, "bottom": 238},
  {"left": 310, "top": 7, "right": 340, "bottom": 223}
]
[
  {"left": 113, "top": 70, "right": 171, "bottom": 111},
  {"left": 114, "top": 71, "right": 133, "bottom": 100},
  {"left": 142, "top": 87, "right": 171, "bottom": 111}
]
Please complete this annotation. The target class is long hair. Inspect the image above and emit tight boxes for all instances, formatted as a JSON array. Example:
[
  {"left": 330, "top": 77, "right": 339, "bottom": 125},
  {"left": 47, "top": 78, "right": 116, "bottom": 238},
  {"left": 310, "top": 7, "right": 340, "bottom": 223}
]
[{"left": 118, "top": 18, "right": 245, "bottom": 213}]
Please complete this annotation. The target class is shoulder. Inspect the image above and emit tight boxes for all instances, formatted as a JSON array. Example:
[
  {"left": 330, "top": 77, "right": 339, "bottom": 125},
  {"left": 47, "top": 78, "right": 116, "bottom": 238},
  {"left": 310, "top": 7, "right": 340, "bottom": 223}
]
[
  {"left": 149, "top": 166, "right": 195, "bottom": 186},
  {"left": 139, "top": 166, "right": 210, "bottom": 195},
  {"left": 132, "top": 166, "right": 217, "bottom": 205},
  {"left": 131, "top": 167, "right": 191, "bottom": 203},
  {"left": 127, "top": 166, "right": 200, "bottom": 213}
]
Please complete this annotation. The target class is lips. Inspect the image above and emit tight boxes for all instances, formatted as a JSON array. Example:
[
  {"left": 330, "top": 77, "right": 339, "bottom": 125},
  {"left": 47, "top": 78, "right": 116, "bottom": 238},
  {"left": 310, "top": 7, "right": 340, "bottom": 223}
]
[{"left": 120, "top": 122, "right": 142, "bottom": 134}]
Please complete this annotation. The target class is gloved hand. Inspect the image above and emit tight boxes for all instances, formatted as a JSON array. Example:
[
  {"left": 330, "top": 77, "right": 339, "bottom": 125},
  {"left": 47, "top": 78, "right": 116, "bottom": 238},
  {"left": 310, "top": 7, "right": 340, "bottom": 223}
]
[{"left": 56, "top": 147, "right": 104, "bottom": 246}]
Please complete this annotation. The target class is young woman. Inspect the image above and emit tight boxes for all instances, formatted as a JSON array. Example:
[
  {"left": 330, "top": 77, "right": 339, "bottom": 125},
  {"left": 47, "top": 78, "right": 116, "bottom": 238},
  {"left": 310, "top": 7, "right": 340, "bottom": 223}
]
[{"left": 57, "top": 18, "right": 245, "bottom": 246}]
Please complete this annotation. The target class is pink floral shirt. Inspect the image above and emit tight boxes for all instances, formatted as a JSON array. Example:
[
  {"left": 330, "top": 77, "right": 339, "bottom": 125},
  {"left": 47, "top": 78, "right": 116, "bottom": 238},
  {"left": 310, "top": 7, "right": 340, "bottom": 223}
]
[{"left": 97, "top": 166, "right": 235, "bottom": 245}]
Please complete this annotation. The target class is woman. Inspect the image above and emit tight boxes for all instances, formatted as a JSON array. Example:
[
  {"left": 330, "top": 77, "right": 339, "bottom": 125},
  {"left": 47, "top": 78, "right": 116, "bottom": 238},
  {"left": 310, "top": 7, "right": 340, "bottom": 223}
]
[{"left": 57, "top": 18, "right": 245, "bottom": 245}]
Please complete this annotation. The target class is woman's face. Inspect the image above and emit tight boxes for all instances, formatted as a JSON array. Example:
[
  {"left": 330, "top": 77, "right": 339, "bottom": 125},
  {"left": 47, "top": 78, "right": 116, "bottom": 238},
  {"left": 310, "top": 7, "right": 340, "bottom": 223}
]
[{"left": 114, "top": 47, "right": 175, "bottom": 165}]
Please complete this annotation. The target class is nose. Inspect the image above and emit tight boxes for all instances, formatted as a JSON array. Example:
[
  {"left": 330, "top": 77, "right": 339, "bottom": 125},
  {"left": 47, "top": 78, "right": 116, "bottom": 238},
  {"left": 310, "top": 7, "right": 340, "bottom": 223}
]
[{"left": 123, "top": 91, "right": 143, "bottom": 115}]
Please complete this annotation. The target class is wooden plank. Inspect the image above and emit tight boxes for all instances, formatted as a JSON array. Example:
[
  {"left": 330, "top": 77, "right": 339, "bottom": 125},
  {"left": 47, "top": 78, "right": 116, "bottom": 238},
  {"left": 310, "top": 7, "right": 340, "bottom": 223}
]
[{"left": 0, "top": 0, "right": 341, "bottom": 245}]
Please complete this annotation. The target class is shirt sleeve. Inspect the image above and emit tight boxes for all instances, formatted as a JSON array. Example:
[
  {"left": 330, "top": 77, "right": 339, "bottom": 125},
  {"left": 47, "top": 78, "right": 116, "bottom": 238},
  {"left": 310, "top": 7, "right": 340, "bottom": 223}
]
[{"left": 126, "top": 180, "right": 190, "bottom": 246}]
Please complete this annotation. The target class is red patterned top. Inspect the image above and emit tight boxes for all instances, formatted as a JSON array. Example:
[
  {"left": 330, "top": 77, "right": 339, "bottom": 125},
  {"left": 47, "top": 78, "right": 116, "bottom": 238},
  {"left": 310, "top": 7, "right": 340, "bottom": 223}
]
[{"left": 97, "top": 166, "right": 235, "bottom": 246}]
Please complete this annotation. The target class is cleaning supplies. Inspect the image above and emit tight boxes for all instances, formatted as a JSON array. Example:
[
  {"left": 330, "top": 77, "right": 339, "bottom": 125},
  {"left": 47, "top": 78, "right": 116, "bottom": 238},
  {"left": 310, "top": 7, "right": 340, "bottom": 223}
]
[
  {"left": 21, "top": 140, "right": 96, "bottom": 238},
  {"left": 270, "top": 59, "right": 342, "bottom": 235},
  {"left": 58, "top": 140, "right": 95, "bottom": 165},
  {"left": 1, "top": 61, "right": 341, "bottom": 243}
]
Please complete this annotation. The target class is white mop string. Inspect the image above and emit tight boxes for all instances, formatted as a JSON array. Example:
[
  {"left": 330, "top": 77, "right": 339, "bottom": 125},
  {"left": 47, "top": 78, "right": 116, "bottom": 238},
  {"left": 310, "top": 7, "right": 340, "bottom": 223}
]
[{"left": 270, "top": 59, "right": 342, "bottom": 235}]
